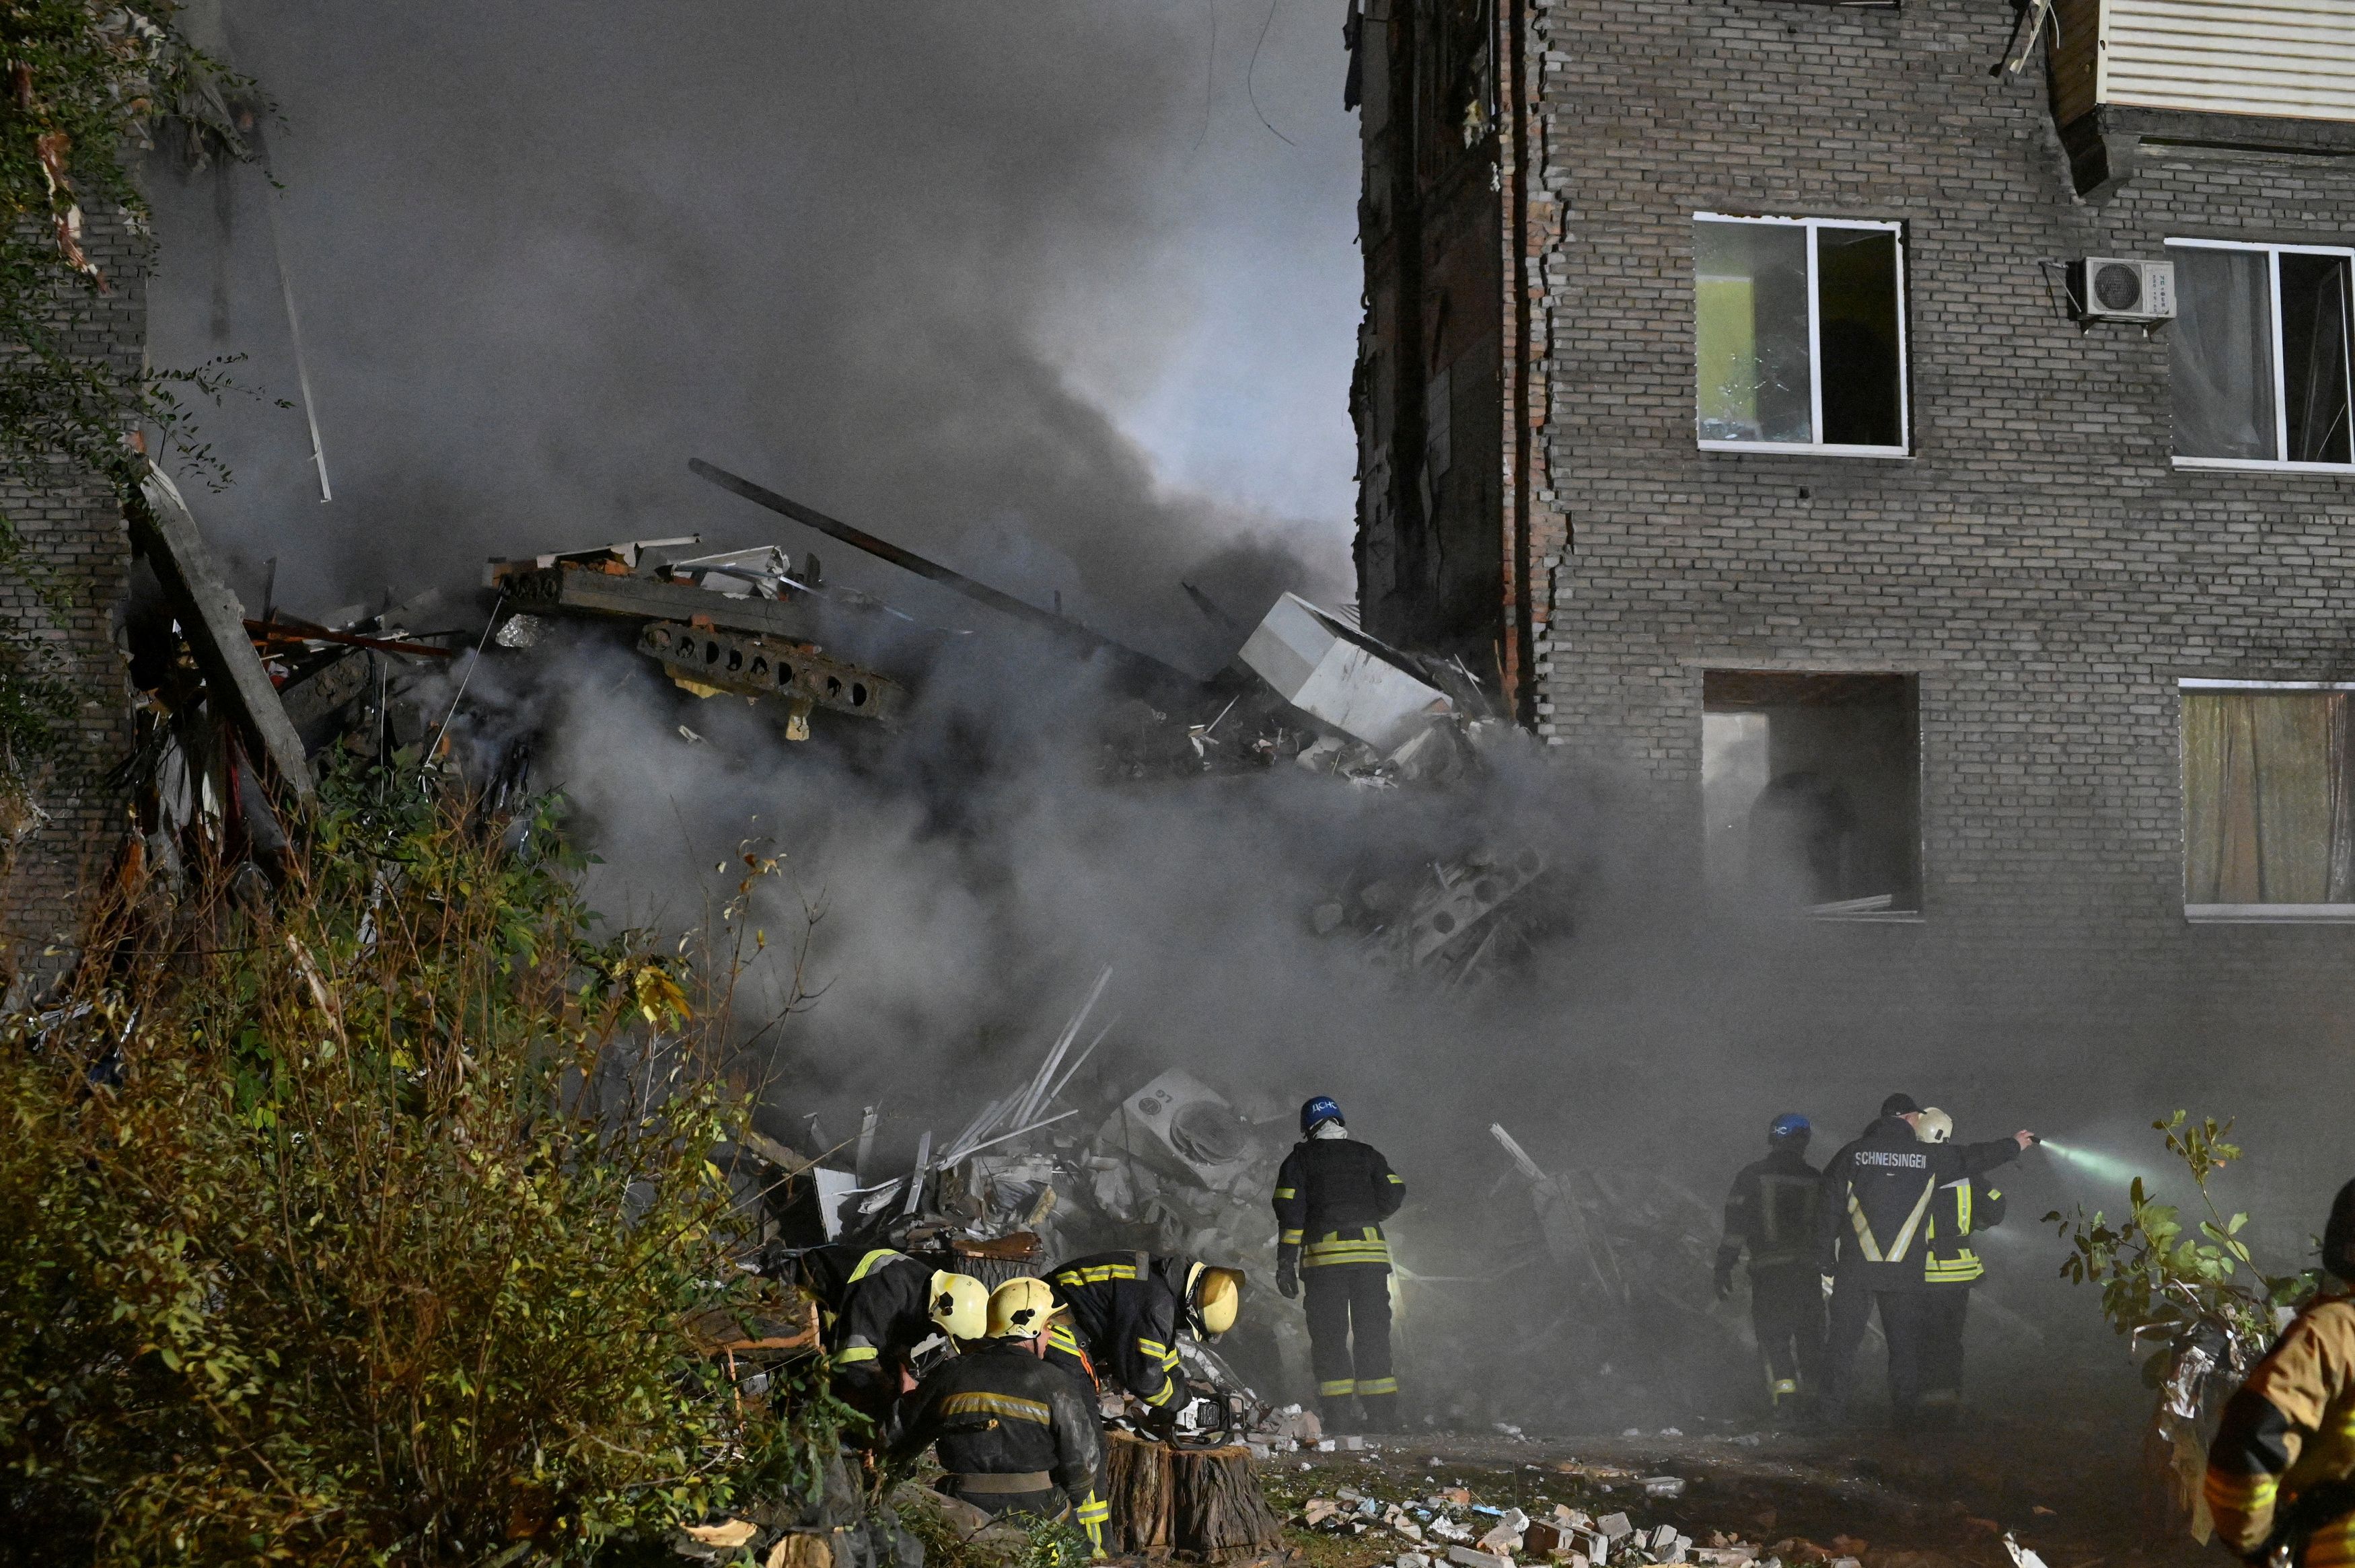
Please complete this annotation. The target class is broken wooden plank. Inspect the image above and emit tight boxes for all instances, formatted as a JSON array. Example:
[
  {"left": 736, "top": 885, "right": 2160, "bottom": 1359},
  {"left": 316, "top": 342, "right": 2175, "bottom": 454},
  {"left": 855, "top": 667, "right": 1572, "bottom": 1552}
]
[{"left": 130, "top": 472, "right": 316, "bottom": 802}]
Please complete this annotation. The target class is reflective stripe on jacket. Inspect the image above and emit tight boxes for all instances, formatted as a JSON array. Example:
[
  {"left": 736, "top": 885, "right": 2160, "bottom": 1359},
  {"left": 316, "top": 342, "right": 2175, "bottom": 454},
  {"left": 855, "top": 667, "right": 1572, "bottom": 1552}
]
[
  {"left": 1816, "top": 1117, "right": 2020, "bottom": 1290},
  {"left": 1048, "top": 1250, "right": 1188, "bottom": 1407},
  {"left": 2207, "top": 1289, "right": 2355, "bottom": 1565},
  {"left": 1301, "top": 1226, "right": 1391, "bottom": 1269},
  {"left": 1716, "top": 1148, "right": 1823, "bottom": 1277},
  {"left": 1923, "top": 1176, "right": 2008, "bottom": 1285},
  {"left": 892, "top": 1338, "right": 1111, "bottom": 1554},
  {"left": 797, "top": 1243, "right": 937, "bottom": 1380},
  {"left": 1274, "top": 1135, "right": 1404, "bottom": 1274}
]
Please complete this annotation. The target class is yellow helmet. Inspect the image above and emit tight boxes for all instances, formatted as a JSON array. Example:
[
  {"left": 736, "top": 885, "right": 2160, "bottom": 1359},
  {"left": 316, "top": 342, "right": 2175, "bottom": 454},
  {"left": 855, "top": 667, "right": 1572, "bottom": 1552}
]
[
  {"left": 1914, "top": 1108, "right": 1953, "bottom": 1144},
  {"left": 1186, "top": 1263, "right": 1244, "bottom": 1338},
  {"left": 987, "top": 1275, "right": 1063, "bottom": 1339},
  {"left": 929, "top": 1271, "right": 988, "bottom": 1341}
]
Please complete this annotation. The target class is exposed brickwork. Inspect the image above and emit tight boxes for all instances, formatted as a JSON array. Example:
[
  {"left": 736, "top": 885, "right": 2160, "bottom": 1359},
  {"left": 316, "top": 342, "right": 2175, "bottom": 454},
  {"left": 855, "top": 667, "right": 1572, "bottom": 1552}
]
[
  {"left": 0, "top": 213, "right": 144, "bottom": 983},
  {"left": 1358, "top": 0, "right": 2355, "bottom": 1103}
]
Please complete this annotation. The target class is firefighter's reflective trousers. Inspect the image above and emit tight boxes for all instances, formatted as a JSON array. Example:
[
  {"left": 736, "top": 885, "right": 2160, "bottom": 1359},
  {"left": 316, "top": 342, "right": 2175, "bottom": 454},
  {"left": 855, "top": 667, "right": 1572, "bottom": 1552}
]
[{"left": 1304, "top": 1263, "right": 1395, "bottom": 1428}]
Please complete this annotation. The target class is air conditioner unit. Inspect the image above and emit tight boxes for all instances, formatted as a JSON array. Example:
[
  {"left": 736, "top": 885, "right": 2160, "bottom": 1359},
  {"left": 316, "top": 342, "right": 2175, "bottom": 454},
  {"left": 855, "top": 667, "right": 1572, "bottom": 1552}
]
[
  {"left": 2071, "top": 258, "right": 2176, "bottom": 324},
  {"left": 1102, "top": 1070, "right": 1262, "bottom": 1193}
]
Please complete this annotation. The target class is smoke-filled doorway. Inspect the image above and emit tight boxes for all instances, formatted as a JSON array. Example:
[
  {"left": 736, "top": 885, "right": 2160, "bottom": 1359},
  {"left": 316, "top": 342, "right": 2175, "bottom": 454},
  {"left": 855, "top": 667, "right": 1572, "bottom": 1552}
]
[{"left": 1701, "top": 670, "right": 1921, "bottom": 915}]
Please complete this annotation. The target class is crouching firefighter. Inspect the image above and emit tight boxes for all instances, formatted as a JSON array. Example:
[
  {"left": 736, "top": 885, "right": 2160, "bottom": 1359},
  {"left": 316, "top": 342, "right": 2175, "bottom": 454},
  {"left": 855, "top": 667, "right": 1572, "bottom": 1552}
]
[
  {"left": 1274, "top": 1095, "right": 1406, "bottom": 1431},
  {"left": 1046, "top": 1251, "right": 1243, "bottom": 1428},
  {"left": 894, "top": 1277, "right": 1110, "bottom": 1556},
  {"left": 1912, "top": 1108, "right": 2007, "bottom": 1426},
  {"left": 797, "top": 1242, "right": 987, "bottom": 1431},
  {"left": 1714, "top": 1112, "right": 1825, "bottom": 1419},
  {"left": 2207, "top": 1179, "right": 2355, "bottom": 1567}
]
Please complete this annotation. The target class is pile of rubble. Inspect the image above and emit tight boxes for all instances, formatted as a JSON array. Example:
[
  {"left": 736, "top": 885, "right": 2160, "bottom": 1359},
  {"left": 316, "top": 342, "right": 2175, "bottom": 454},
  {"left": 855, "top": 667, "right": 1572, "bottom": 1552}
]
[
  {"left": 1291, "top": 1476, "right": 1715, "bottom": 1568},
  {"left": 1280, "top": 1471, "right": 2063, "bottom": 1568},
  {"left": 727, "top": 972, "right": 1312, "bottom": 1440},
  {"left": 97, "top": 459, "right": 1559, "bottom": 996}
]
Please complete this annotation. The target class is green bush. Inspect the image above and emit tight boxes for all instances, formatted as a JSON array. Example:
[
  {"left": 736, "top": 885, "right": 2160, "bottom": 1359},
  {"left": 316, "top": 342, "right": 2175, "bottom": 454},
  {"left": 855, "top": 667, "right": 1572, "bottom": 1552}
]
[{"left": 0, "top": 770, "right": 837, "bottom": 1565}]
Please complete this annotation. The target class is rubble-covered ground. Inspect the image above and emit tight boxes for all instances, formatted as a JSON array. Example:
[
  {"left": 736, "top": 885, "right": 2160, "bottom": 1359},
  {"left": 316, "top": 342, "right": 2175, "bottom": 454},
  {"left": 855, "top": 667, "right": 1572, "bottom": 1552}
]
[{"left": 1260, "top": 1418, "right": 2207, "bottom": 1568}]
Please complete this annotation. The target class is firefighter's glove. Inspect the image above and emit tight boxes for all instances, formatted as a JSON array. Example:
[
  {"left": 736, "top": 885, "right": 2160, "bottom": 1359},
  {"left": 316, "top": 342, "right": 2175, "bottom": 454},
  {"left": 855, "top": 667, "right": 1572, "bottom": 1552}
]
[
  {"left": 1712, "top": 1261, "right": 1734, "bottom": 1301},
  {"left": 1276, "top": 1263, "right": 1299, "bottom": 1300}
]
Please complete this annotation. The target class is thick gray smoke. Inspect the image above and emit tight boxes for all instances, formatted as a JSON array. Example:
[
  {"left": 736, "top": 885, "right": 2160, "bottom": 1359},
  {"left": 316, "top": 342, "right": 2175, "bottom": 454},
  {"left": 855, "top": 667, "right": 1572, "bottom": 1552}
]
[
  {"left": 145, "top": 0, "right": 1361, "bottom": 671},
  {"left": 137, "top": 1, "right": 2348, "bottom": 1434}
]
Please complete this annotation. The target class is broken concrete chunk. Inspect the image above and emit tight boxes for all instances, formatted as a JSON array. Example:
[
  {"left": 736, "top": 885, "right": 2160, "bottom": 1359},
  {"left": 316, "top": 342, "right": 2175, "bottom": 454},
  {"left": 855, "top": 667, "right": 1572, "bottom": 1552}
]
[
  {"left": 1597, "top": 1515, "right": 1634, "bottom": 1542},
  {"left": 1447, "top": 1548, "right": 1515, "bottom": 1568},
  {"left": 1643, "top": 1477, "right": 1686, "bottom": 1499}
]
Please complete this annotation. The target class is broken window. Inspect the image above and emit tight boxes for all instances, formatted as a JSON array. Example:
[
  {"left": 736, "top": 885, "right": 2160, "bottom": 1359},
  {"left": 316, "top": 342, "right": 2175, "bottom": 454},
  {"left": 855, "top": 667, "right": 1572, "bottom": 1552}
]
[
  {"left": 2182, "top": 685, "right": 2355, "bottom": 913},
  {"left": 1702, "top": 671, "right": 1922, "bottom": 915},
  {"left": 1694, "top": 215, "right": 1908, "bottom": 455},
  {"left": 2171, "top": 241, "right": 2354, "bottom": 470}
]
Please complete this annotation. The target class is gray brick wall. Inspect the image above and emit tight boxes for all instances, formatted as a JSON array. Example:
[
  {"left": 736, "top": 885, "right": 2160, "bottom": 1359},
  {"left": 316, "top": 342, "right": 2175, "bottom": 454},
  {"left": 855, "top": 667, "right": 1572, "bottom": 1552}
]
[
  {"left": 0, "top": 213, "right": 143, "bottom": 985},
  {"left": 1505, "top": 0, "right": 2355, "bottom": 1109}
]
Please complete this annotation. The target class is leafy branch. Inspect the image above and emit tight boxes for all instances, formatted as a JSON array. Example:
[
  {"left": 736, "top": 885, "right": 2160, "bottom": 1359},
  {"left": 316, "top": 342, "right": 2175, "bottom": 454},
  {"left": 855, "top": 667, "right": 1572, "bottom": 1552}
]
[{"left": 2045, "top": 1111, "right": 2314, "bottom": 1386}]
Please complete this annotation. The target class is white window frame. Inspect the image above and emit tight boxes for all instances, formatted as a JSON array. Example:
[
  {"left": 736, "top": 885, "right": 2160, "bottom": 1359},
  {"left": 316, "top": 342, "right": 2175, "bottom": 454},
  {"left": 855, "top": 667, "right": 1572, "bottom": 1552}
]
[
  {"left": 2167, "top": 238, "right": 2355, "bottom": 476},
  {"left": 1694, "top": 213, "right": 1912, "bottom": 460},
  {"left": 2179, "top": 678, "right": 2355, "bottom": 924}
]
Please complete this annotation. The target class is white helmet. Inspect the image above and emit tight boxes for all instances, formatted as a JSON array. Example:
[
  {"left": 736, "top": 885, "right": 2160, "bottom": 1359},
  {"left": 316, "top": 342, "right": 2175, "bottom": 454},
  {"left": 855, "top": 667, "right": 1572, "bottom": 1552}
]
[{"left": 1914, "top": 1108, "right": 1953, "bottom": 1144}]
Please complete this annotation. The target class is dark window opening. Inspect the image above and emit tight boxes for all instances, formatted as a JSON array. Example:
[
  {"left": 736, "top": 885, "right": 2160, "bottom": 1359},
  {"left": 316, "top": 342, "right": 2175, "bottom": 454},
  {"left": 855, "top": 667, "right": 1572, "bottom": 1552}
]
[
  {"left": 2282, "top": 253, "right": 2354, "bottom": 465},
  {"left": 1817, "top": 227, "right": 1903, "bottom": 448},
  {"left": 1702, "top": 671, "right": 1922, "bottom": 915}
]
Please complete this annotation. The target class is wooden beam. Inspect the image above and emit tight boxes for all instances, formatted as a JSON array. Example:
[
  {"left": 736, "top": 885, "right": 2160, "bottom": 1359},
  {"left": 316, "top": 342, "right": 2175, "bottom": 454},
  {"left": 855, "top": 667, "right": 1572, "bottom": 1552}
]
[{"left": 129, "top": 472, "right": 315, "bottom": 804}]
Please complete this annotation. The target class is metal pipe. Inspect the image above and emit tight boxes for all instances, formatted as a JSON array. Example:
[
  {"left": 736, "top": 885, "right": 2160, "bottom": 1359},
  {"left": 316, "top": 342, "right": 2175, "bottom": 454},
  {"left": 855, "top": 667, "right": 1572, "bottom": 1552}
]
[{"left": 688, "top": 459, "right": 1193, "bottom": 687}]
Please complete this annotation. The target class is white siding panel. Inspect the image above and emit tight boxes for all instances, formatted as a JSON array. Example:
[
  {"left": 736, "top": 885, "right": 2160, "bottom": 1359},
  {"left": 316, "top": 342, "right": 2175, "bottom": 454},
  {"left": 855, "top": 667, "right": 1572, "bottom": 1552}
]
[{"left": 2101, "top": 0, "right": 2355, "bottom": 122}]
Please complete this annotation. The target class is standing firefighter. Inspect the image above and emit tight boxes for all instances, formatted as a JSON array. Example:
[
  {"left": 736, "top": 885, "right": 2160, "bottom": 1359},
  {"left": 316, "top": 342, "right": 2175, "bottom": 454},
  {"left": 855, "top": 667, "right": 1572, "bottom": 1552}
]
[
  {"left": 1816, "top": 1094, "right": 2031, "bottom": 1427},
  {"left": 1912, "top": 1108, "right": 2007, "bottom": 1425},
  {"left": 798, "top": 1242, "right": 987, "bottom": 1426},
  {"left": 1273, "top": 1095, "right": 1407, "bottom": 1431},
  {"left": 1714, "top": 1112, "right": 1825, "bottom": 1419},
  {"left": 2207, "top": 1180, "right": 2355, "bottom": 1567},
  {"left": 894, "top": 1277, "right": 1110, "bottom": 1556},
  {"left": 1046, "top": 1251, "right": 1243, "bottom": 1424}
]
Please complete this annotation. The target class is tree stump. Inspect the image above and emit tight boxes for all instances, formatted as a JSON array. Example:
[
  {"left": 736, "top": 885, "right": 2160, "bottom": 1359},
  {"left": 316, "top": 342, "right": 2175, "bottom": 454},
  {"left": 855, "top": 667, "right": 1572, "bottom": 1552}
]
[
  {"left": 1106, "top": 1430, "right": 1173, "bottom": 1554},
  {"left": 1170, "top": 1444, "right": 1284, "bottom": 1562}
]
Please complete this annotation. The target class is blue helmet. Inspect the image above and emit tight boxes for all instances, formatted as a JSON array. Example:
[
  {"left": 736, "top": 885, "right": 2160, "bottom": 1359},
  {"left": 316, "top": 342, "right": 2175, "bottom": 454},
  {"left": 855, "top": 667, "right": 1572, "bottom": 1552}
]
[
  {"left": 1301, "top": 1096, "right": 1344, "bottom": 1135},
  {"left": 1768, "top": 1113, "right": 1811, "bottom": 1145}
]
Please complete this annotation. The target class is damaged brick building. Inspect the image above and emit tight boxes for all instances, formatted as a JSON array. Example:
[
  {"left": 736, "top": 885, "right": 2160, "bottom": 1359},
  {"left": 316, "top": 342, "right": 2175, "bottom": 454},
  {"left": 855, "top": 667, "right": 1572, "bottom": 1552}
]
[
  {"left": 1350, "top": 0, "right": 2355, "bottom": 1076},
  {"left": 0, "top": 217, "right": 144, "bottom": 984}
]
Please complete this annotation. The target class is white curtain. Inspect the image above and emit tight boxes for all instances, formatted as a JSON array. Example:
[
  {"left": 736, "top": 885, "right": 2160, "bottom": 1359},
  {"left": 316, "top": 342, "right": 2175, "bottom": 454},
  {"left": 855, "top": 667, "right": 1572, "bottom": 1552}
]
[{"left": 2172, "top": 248, "right": 2276, "bottom": 461}]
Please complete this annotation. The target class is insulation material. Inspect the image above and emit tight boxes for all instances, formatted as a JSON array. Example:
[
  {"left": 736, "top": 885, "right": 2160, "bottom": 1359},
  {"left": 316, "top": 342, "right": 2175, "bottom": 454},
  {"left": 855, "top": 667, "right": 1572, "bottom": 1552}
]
[{"left": 1239, "top": 593, "right": 1451, "bottom": 753}]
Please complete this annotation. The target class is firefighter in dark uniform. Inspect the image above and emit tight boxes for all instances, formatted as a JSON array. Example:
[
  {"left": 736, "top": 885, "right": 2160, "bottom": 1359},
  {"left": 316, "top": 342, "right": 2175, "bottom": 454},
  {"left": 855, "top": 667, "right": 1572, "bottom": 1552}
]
[
  {"left": 2207, "top": 1179, "right": 2355, "bottom": 1568},
  {"left": 894, "top": 1276, "right": 1110, "bottom": 1555},
  {"left": 1272, "top": 1095, "right": 1406, "bottom": 1432},
  {"left": 1911, "top": 1108, "right": 2008, "bottom": 1425},
  {"left": 1815, "top": 1094, "right": 2031, "bottom": 1426},
  {"left": 798, "top": 1242, "right": 987, "bottom": 1427},
  {"left": 1714, "top": 1112, "right": 1825, "bottom": 1418},
  {"left": 1045, "top": 1251, "right": 1243, "bottom": 1422}
]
